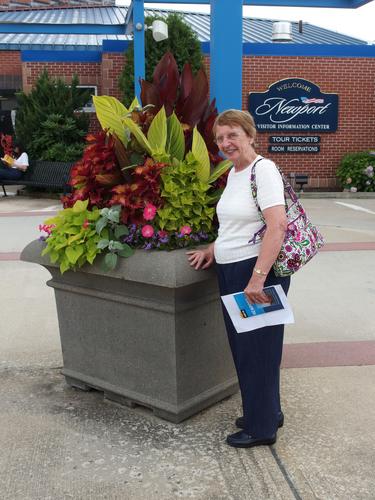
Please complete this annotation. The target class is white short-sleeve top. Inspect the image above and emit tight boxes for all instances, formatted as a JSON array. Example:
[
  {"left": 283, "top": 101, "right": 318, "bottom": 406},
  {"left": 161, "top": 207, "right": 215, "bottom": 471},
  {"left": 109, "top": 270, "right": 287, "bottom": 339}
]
[
  {"left": 214, "top": 155, "right": 285, "bottom": 264},
  {"left": 12, "top": 152, "right": 29, "bottom": 169}
]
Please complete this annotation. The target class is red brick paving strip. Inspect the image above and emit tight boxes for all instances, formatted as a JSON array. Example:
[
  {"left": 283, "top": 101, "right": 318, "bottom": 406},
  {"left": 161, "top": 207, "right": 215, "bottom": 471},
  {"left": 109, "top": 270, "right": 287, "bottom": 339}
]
[
  {"left": 0, "top": 252, "right": 21, "bottom": 260},
  {"left": 321, "top": 242, "right": 375, "bottom": 251},
  {"left": 282, "top": 341, "right": 375, "bottom": 368},
  {"left": 0, "top": 210, "right": 58, "bottom": 217}
]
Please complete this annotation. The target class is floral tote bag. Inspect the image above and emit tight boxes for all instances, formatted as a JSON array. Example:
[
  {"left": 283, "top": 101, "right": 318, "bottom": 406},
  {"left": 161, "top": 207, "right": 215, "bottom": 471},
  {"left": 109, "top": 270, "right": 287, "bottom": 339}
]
[{"left": 249, "top": 158, "right": 324, "bottom": 277}]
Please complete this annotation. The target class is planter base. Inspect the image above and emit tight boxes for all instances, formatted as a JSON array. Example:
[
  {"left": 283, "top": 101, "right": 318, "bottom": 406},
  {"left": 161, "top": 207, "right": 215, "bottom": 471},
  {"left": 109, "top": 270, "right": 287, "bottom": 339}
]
[
  {"left": 64, "top": 368, "right": 238, "bottom": 423},
  {"left": 22, "top": 241, "right": 239, "bottom": 423}
]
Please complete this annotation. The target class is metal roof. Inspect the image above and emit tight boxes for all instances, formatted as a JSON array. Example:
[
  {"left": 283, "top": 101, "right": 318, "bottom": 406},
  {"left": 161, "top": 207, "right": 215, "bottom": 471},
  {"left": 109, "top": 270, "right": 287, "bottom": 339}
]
[{"left": 0, "top": 6, "right": 367, "bottom": 50}]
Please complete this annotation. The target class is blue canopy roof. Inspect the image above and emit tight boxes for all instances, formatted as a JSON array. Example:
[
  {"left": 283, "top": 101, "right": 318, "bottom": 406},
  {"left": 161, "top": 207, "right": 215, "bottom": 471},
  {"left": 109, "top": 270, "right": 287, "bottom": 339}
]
[{"left": 0, "top": 6, "right": 367, "bottom": 50}]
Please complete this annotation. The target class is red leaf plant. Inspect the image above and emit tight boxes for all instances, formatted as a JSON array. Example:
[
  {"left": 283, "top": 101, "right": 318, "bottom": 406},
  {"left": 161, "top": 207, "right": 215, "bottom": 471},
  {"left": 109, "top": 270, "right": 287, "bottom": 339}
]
[
  {"left": 110, "top": 157, "right": 167, "bottom": 225},
  {"left": 0, "top": 134, "right": 13, "bottom": 156},
  {"left": 62, "top": 131, "right": 123, "bottom": 209},
  {"left": 63, "top": 132, "right": 167, "bottom": 226},
  {"left": 140, "top": 52, "right": 221, "bottom": 165}
]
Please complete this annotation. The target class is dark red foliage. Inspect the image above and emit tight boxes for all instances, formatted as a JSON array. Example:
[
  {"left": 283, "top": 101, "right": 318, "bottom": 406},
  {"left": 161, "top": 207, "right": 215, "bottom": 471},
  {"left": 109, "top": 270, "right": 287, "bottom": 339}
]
[
  {"left": 110, "top": 157, "right": 167, "bottom": 225},
  {"left": 62, "top": 131, "right": 123, "bottom": 209},
  {"left": 0, "top": 134, "right": 13, "bottom": 156},
  {"left": 140, "top": 52, "right": 220, "bottom": 165}
]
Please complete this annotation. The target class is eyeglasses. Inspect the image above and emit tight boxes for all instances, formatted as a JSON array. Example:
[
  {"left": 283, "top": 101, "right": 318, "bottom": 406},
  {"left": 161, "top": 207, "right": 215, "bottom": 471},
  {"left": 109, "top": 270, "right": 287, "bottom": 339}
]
[{"left": 214, "top": 132, "right": 244, "bottom": 145}]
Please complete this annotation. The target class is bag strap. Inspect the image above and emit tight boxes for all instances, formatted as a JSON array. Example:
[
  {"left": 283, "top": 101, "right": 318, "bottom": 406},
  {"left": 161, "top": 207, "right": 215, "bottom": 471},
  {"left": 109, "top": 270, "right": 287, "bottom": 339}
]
[{"left": 249, "top": 157, "right": 300, "bottom": 245}]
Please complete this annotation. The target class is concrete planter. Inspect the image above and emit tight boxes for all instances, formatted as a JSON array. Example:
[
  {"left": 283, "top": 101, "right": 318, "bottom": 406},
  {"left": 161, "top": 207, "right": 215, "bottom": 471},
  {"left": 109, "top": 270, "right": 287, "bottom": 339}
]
[{"left": 21, "top": 240, "right": 238, "bottom": 423}]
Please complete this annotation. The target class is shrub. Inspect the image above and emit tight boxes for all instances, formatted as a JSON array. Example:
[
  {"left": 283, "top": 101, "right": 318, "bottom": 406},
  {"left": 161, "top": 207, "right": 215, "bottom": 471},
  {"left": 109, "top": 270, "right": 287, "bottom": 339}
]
[
  {"left": 337, "top": 151, "right": 375, "bottom": 192},
  {"left": 15, "top": 71, "right": 90, "bottom": 161}
]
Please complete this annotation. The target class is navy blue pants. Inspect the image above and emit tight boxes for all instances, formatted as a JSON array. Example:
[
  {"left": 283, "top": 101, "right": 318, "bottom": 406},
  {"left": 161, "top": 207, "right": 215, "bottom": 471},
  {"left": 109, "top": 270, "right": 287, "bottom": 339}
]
[
  {"left": 0, "top": 166, "right": 22, "bottom": 181},
  {"left": 216, "top": 257, "right": 291, "bottom": 438}
]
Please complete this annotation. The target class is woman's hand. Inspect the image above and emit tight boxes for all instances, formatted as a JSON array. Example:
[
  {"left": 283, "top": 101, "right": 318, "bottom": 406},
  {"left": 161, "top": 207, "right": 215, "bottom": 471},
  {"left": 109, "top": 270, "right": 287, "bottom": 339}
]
[
  {"left": 186, "top": 244, "right": 214, "bottom": 270},
  {"left": 244, "top": 274, "right": 270, "bottom": 304}
]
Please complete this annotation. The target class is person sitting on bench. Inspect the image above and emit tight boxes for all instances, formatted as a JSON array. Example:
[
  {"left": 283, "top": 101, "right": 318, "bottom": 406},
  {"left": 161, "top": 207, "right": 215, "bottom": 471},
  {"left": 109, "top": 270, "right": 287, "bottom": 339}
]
[{"left": 0, "top": 143, "right": 29, "bottom": 182}]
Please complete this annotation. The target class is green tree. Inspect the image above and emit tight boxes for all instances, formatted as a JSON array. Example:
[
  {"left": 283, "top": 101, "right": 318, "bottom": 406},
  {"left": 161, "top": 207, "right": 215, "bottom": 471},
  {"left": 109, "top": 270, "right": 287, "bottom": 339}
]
[
  {"left": 119, "top": 13, "right": 203, "bottom": 106},
  {"left": 15, "top": 71, "right": 90, "bottom": 161}
]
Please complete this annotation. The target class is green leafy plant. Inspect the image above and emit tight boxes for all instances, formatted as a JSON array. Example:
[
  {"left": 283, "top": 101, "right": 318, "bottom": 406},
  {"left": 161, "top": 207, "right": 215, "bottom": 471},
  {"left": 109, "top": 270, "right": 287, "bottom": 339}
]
[
  {"left": 119, "top": 13, "right": 203, "bottom": 107},
  {"left": 42, "top": 200, "right": 103, "bottom": 273},
  {"left": 95, "top": 205, "right": 134, "bottom": 270},
  {"left": 41, "top": 201, "right": 133, "bottom": 273},
  {"left": 337, "top": 151, "right": 375, "bottom": 192},
  {"left": 156, "top": 154, "right": 215, "bottom": 233},
  {"left": 16, "top": 71, "right": 90, "bottom": 161}
]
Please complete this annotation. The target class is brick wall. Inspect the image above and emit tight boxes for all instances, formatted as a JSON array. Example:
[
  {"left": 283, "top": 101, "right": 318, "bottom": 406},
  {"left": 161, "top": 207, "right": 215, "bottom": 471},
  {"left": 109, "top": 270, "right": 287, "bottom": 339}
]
[
  {"left": 22, "top": 61, "right": 102, "bottom": 133},
  {"left": 2, "top": 51, "right": 374, "bottom": 187},
  {"left": 0, "top": 50, "right": 22, "bottom": 76},
  {"left": 242, "top": 56, "right": 375, "bottom": 188},
  {"left": 101, "top": 53, "right": 124, "bottom": 100}
]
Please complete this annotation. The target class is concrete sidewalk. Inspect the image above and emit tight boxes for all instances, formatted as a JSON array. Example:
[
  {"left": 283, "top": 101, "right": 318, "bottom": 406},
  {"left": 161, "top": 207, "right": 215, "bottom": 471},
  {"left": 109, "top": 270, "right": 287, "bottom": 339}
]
[{"left": 1, "top": 193, "right": 375, "bottom": 500}]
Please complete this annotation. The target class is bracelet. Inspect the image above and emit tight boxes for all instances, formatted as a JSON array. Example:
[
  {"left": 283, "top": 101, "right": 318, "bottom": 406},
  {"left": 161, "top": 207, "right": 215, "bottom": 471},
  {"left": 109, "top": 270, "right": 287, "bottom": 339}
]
[{"left": 253, "top": 268, "right": 267, "bottom": 276}]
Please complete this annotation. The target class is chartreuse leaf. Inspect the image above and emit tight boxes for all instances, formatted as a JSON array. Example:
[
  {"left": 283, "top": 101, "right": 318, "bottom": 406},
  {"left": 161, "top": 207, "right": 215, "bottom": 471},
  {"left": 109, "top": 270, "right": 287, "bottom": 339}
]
[
  {"left": 60, "top": 258, "right": 70, "bottom": 274},
  {"left": 191, "top": 128, "right": 210, "bottom": 183},
  {"left": 208, "top": 160, "right": 232, "bottom": 184},
  {"left": 129, "top": 97, "right": 140, "bottom": 111},
  {"left": 122, "top": 117, "right": 153, "bottom": 156},
  {"left": 72, "top": 199, "right": 89, "bottom": 213},
  {"left": 147, "top": 106, "right": 167, "bottom": 154},
  {"left": 166, "top": 113, "right": 185, "bottom": 161},
  {"left": 93, "top": 96, "right": 129, "bottom": 146}
]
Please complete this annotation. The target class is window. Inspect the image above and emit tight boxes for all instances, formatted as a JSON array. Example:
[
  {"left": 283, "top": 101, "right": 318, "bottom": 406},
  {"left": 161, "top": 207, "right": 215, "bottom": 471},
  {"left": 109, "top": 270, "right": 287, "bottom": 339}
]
[{"left": 76, "top": 85, "right": 97, "bottom": 113}]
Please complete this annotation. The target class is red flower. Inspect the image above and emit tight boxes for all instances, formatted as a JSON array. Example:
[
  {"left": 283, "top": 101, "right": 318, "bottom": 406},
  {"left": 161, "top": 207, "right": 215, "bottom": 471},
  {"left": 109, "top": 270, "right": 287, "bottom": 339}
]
[
  {"left": 180, "top": 225, "right": 192, "bottom": 235},
  {"left": 141, "top": 225, "right": 154, "bottom": 238},
  {"left": 143, "top": 203, "right": 157, "bottom": 221}
]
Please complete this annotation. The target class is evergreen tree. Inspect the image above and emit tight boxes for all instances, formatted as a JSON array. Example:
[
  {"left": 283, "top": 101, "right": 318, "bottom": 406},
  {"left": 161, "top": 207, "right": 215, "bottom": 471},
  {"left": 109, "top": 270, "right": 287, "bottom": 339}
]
[
  {"left": 15, "top": 71, "right": 90, "bottom": 161},
  {"left": 119, "top": 13, "right": 203, "bottom": 106}
]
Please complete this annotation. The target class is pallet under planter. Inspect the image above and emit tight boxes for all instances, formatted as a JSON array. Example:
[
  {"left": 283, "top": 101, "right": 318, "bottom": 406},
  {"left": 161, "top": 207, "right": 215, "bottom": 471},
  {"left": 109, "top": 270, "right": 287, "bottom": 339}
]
[{"left": 22, "top": 241, "right": 238, "bottom": 423}]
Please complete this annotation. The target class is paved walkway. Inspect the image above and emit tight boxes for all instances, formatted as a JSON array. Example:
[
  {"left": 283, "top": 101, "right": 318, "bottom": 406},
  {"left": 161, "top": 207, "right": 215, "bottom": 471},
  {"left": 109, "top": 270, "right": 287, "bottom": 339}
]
[{"left": 1, "top": 190, "right": 375, "bottom": 499}]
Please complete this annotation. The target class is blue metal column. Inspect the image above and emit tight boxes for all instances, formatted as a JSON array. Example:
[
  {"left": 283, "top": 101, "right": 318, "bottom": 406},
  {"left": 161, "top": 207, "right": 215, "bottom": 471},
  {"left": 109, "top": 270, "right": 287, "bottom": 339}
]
[
  {"left": 133, "top": 0, "right": 145, "bottom": 102},
  {"left": 210, "top": 0, "right": 243, "bottom": 111}
]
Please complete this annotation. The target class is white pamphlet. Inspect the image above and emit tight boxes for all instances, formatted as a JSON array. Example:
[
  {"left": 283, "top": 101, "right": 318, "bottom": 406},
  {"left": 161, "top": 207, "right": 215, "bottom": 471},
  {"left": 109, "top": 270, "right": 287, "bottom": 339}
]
[{"left": 221, "top": 284, "right": 294, "bottom": 333}]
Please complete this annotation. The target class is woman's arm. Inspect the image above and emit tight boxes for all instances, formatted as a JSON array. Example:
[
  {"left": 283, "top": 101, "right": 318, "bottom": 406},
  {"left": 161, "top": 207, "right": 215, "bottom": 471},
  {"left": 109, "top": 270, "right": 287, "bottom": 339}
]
[
  {"left": 244, "top": 205, "right": 287, "bottom": 304},
  {"left": 12, "top": 162, "right": 28, "bottom": 172},
  {"left": 186, "top": 242, "right": 215, "bottom": 270}
]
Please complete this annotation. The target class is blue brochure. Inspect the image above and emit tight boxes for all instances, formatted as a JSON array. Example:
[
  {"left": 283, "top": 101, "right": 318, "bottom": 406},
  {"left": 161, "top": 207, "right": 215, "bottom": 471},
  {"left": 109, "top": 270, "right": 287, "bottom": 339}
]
[{"left": 233, "top": 286, "right": 284, "bottom": 318}]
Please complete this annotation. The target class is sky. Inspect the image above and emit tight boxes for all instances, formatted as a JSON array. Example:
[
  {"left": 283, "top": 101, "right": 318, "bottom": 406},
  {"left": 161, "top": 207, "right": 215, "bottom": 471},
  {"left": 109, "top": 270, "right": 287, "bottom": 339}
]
[{"left": 117, "top": 1, "right": 375, "bottom": 43}]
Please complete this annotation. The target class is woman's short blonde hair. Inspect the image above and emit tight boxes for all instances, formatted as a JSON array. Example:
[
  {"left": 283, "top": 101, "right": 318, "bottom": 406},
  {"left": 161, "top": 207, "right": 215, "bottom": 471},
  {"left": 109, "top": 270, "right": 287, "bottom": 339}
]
[{"left": 213, "top": 109, "right": 257, "bottom": 141}]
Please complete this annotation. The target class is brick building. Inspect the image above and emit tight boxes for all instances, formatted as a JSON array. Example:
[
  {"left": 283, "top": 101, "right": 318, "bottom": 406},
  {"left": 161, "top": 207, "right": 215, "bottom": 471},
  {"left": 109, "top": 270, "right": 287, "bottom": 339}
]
[{"left": 0, "top": 5, "right": 374, "bottom": 188}]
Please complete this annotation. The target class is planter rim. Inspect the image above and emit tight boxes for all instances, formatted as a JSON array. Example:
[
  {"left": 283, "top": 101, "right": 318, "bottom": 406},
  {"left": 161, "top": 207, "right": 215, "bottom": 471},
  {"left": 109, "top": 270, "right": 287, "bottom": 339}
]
[{"left": 21, "top": 239, "right": 216, "bottom": 288}]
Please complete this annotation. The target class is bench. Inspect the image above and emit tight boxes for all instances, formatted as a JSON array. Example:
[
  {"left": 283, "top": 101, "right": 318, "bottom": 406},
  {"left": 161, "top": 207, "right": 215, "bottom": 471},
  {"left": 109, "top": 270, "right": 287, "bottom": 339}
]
[{"left": 1, "top": 160, "right": 74, "bottom": 196}]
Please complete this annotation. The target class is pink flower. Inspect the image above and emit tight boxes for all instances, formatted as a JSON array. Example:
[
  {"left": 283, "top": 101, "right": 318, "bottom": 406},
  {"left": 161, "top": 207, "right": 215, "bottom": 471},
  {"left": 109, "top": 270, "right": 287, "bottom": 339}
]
[
  {"left": 157, "top": 230, "right": 168, "bottom": 238},
  {"left": 82, "top": 219, "right": 90, "bottom": 229},
  {"left": 141, "top": 225, "right": 154, "bottom": 238},
  {"left": 143, "top": 203, "right": 157, "bottom": 221},
  {"left": 180, "top": 225, "right": 192, "bottom": 236}
]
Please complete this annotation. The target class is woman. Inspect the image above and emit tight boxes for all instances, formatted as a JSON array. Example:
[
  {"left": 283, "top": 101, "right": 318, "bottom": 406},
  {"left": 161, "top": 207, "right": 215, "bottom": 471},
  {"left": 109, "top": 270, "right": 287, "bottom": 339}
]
[
  {"left": 0, "top": 143, "right": 29, "bottom": 182},
  {"left": 187, "top": 109, "right": 290, "bottom": 448}
]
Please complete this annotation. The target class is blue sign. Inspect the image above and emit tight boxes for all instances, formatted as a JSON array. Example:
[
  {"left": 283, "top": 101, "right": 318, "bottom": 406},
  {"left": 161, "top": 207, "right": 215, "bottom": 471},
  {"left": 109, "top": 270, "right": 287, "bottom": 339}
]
[{"left": 249, "top": 78, "right": 338, "bottom": 133}]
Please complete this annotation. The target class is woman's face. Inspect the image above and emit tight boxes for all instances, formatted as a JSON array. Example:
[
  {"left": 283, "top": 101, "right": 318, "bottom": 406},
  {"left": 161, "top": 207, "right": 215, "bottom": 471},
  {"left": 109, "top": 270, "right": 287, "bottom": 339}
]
[{"left": 214, "top": 124, "right": 254, "bottom": 164}]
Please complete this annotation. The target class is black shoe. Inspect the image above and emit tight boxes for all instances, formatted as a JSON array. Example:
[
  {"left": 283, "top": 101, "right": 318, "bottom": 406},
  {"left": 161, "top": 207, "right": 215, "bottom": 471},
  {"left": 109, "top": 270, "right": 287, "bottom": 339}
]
[
  {"left": 235, "top": 411, "right": 284, "bottom": 430},
  {"left": 226, "top": 430, "right": 276, "bottom": 448}
]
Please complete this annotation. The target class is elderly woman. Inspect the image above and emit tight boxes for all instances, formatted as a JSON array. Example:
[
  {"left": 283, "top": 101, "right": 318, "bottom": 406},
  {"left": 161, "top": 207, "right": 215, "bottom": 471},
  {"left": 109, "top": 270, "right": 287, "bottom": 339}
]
[{"left": 187, "top": 109, "right": 290, "bottom": 448}]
